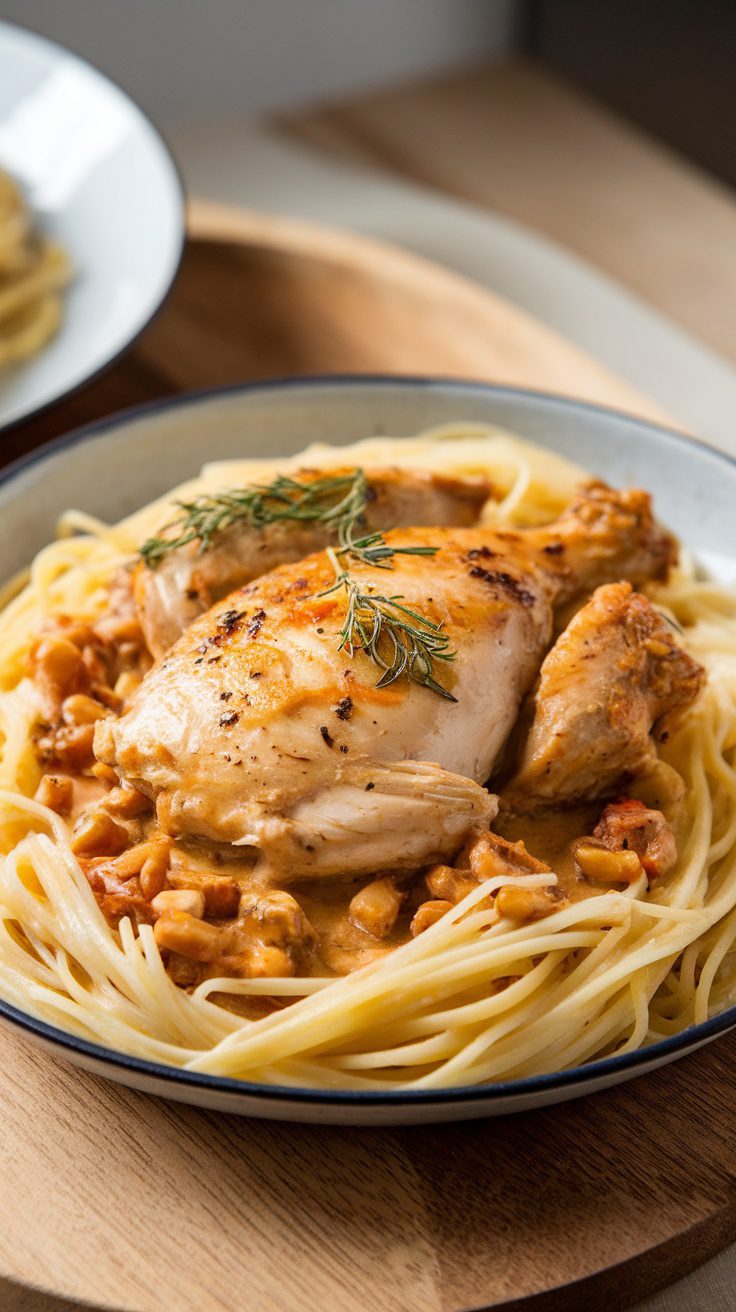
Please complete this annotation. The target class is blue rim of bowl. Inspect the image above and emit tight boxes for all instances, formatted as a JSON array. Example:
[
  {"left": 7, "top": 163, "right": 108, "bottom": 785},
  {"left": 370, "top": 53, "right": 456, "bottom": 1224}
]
[
  {"left": 1, "top": 373, "right": 735, "bottom": 1106},
  {"left": 0, "top": 17, "right": 186, "bottom": 435}
]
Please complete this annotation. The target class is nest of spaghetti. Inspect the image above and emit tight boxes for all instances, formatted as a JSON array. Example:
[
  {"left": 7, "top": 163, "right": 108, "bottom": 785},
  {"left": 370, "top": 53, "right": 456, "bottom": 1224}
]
[
  {"left": 0, "top": 169, "right": 71, "bottom": 367},
  {"left": 0, "top": 426, "right": 734, "bottom": 1091}
]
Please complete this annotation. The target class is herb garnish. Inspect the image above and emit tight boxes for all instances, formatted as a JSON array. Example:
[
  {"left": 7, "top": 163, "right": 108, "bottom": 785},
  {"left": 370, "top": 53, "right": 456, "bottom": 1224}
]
[
  {"left": 141, "top": 472, "right": 366, "bottom": 567},
  {"left": 141, "top": 468, "right": 457, "bottom": 700},
  {"left": 142, "top": 469, "right": 439, "bottom": 571},
  {"left": 321, "top": 549, "right": 457, "bottom": 701}
]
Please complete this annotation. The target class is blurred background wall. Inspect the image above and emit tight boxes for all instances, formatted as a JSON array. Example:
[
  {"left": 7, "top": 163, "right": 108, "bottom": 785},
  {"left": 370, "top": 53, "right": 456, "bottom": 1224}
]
[
  {"left": 0, "top": 0, "right": 518, "bottom": 119},
  {"left": 3, "top": 0, "right": 731, "bottom": 184}
]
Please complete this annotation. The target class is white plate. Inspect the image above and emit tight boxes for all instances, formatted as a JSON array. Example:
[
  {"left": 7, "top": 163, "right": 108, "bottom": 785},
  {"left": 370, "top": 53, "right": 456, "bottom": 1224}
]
[
  {"left": 0, "top": 20, "right": 184, "bottom": 430},
  {"left": 1, "top": 377, "right": 734, "bottom": 1124}
]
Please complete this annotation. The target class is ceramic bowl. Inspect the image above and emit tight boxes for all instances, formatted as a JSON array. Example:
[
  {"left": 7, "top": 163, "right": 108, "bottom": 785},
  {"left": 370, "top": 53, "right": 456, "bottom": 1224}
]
[{"left": 1, "top": 376, "right": 734, "bottom": 1124}]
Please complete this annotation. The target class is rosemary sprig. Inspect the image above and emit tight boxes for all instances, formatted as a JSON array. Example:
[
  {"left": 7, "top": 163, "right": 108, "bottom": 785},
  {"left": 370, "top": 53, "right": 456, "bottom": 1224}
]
[
  {"left": 141, "top": 468, "right": 457, "bottom": 700},
  {"left": 321, "top": 548, "right": 457, "bottom": 701},
  {"left": 141, "top": 471, "right": 367, "bottom": 568},
  {"left": 141, "top": 467, "right": 438, "bottom": 572}
]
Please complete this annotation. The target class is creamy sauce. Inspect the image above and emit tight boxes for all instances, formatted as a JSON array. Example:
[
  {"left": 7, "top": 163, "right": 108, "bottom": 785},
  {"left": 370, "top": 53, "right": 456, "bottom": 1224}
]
[
  {"left": 191, "top": 806, "right": 601, "bottom": 981},
  {"left": 294, "top": 879, "right": 409, "bottom": 975},
  {"left": 496, "top": 805, "right": 599, "bottom": 903},
  {"left": 150, "top": 810, "right": 603, "bottom": 979},
  {"left": 69, "top": 776, "right": 108, "bottom": 824},
  {"left": 65, "top": 780, "right": 631, "bottom": 985}
]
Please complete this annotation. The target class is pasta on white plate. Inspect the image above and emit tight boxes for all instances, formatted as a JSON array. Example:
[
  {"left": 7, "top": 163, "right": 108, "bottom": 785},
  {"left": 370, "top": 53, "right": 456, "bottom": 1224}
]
[
  {"left": 0, "top": 422, "right": 734, "bottom": 1091},
  {"left": 0, "top": 168, "right": 71, "bottom": 368}
]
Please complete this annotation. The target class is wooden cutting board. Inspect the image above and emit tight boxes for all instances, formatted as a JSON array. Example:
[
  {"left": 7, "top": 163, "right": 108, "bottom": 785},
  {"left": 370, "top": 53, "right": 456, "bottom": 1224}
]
[
  {"left": 2, "top": 201, "right": 733, "bottom": 1312},
  {"left": 3, "top": 197, "right": 668, "bottom": 465}
]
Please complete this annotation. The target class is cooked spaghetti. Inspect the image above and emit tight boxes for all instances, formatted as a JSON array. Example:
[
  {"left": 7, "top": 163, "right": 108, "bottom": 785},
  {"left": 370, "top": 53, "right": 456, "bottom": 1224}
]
[
  {"left": 0, "top": 423, "right": 734, "bottom": 1091},
  {"left": 0, "top": 168, "right": 70, "bottom": 367}
]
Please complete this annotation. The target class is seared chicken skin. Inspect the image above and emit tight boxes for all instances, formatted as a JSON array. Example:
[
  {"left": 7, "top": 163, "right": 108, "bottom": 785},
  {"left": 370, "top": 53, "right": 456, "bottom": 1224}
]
[
  {"left": 135, "top": 467, "right": 491, "bottom": 659},
  {"left": 96, "top": 485, "right": 675, "bottom": 879},
  {"left": 504, "top": 582, "right": 704, "bottom": 810}
]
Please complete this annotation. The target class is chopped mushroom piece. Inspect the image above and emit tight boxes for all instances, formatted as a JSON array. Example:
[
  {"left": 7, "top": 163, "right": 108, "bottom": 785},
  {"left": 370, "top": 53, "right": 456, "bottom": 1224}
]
[
  {"left": 410, "top": 899, "right": 453, "bottom": 936},
  {"left": 71, "top": 810, "right": 129, "bottom": 857},
  {"left": 61, "top": 693, "right": 111, "bottom": 725},
  {"left": 30, "top": 609, "right": 149, "bottom": 779},
  {"left": 139, "top": 844, "right": 171, "bottom": 900},
  {"left": 466, "top": 831, "right": 552, "bottom": 881},
  {"left": 425, "top": 864, "right": 477, "bottom": 905},
  {"left": 243, "top": 945, "right": 295, "bottom": 979},
  {"left": 574, "top": 842, "right": 644, "bottom": 885},
  {"left": 93, "top": 837, "right": 170, "bottom": 882},
  {"left": 85, "top": 866, "right": 153, "bottom": 926},
  {"left": 151, "top": 889, "right": 205, "bottom": 918},
  {"left": 240, "top": 890, "right": 317, "bottom": 959},
  {"left": 495, "top": 884, "right": 564, "bottom": 921},
  {"left": 349, "top": 878, "right": 403, "bottom": 939},
  {"left": 105, "top": 785, "right": 152, "bottom": 818},
  {"left": 168, "top": 867, "right": 240, "bottom": 918},
  {"left": 34, "top": 774, "right": 73, "bottom": 816},
  {"left": 35, "top": 722, "right": 97, "bottom": 772},
  {"left": 31, "top": 635, "right": 84, "bottom": 718},
  {"left": 154, "top": 910, "right": 223, "bottom": 961},
  {"left": 593, "top": 798, "right": 678, "bottom": 879},
  {"left": 425, "top": 834, "right": 552, "bottom": 917},
  {"left": 154, "top": 890, "right": 317, "bottom": 979}
]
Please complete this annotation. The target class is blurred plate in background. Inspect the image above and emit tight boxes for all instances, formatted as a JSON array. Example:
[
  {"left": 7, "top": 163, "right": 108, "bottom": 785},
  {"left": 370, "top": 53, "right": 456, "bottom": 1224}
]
[{"left": 0, "top": 20, "right": 184, "bottom": 430}]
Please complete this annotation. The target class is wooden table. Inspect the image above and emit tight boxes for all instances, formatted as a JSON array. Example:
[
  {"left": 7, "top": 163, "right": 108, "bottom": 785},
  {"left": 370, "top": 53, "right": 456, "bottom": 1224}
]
[{"left": 2, "top": 58, "right": 736, "bottom": 1312}]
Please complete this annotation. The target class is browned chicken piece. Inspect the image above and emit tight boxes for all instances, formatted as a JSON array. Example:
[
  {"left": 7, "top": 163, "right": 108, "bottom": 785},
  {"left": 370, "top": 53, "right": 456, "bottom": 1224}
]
[
  {"left": 153, "top": 889, "right": 317, "bottom": 978},
  {"left": 134, "top": 467, "right": 492, "bottom": 658},
  {"left": 504, "top": 581, "right": 704, "bottom": 810},
  {"left": 465, "top": 830, "right": 552, "bottom": 880},
  {"left": 425, "top": 865, "right": 478, "bottom": 905},
  {"left": 593, "top": 798, "right": 678, "bottom": 879},
  {"left": 426, "top": 831, "right": 552, "bottom": 905},
  {"left": 97, "top": 486, "right": 676, "bottom": 880},
  {"left": 533, "top": 481, "right": 676, "bottom": 603}
]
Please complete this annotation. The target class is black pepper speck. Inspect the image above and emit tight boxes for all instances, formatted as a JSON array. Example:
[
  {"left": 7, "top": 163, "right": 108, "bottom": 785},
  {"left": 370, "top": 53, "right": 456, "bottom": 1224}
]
[
  {"left": 218, "top": 608, "right": 246, "bottom": 634},
  {"left": 246, "top": 609, "right": 267, "bottom": 638}
]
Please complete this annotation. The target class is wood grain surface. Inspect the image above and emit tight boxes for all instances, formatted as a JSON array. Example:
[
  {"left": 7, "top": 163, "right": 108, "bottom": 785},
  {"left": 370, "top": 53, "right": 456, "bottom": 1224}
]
[
  {"left": 282, "top": 58, "right": 736, "bottom": 367},
  {"left": 1, "top": 1027, "right": 736, "bottom": 1312},
  {"left": 1, "top": 202, "right": 732, "bottom": 1312},
  {"left": 3, "top": 197, "right": 666, "bottom": 469}
]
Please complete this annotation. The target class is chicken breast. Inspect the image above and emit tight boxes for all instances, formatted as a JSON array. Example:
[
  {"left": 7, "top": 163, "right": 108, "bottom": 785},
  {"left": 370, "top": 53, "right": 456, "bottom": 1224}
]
[
  {"left": 99, "top": 485, "right": 676, "bottom": 881},
  {"left": 96, "top": 485, "right": 676, "bottom": 879},
  {"left": 135, "top": 467, "right": 491, "bottom": 658},
  {"left": 503, "top": 581, "right": 704, "bottom": 809}
]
